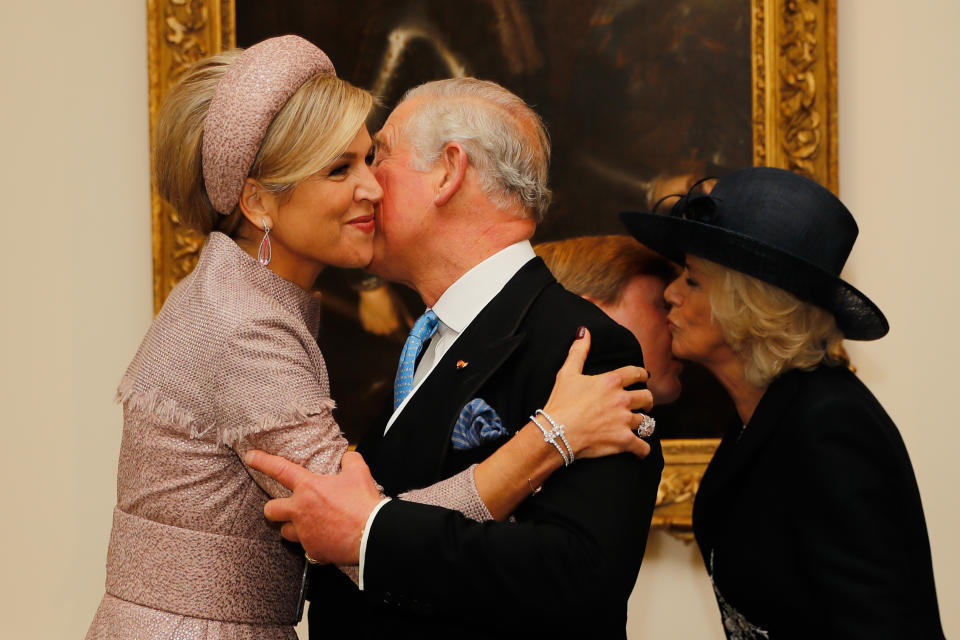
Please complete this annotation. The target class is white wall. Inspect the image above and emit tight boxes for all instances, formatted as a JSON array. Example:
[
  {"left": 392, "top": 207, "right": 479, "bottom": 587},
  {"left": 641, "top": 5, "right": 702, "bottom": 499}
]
[
  {"left": 0, "top": 1, "right": 152, "bottom": 636},
  {"left": 0, "top": 1, "right": 956, "bottom": 638},
  {"left": 837, "top": 0, "right": 960, "bottom": 633}
]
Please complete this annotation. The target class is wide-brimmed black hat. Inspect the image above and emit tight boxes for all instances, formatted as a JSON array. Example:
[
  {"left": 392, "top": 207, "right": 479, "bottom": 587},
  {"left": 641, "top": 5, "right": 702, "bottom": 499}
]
[{"left": 620, "top": 167, "right": 888, "bottom": 340}]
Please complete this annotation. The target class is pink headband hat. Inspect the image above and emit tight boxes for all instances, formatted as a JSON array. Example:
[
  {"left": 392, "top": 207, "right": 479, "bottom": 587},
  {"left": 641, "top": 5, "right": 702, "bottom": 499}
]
[{"left": 202, "top": 35, "right": 336, "bottom": 215}]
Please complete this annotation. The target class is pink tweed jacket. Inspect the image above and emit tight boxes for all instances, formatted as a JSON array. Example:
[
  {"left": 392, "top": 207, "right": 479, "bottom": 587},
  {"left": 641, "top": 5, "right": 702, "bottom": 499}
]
[{"left": 87, "top": 233, "right": 490, "bottom": 640}]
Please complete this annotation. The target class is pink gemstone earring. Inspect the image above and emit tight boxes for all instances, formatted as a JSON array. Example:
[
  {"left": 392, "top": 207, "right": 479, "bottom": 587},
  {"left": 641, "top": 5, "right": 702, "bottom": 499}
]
[{"left": 257, "top": 218, "right": 272, "bottom": 266}]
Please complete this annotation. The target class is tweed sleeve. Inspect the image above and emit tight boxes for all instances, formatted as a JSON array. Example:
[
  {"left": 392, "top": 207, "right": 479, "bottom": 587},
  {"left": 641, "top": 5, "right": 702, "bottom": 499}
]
[
  {"left": 213, "top": 316, "right": 348, "bottom": 498},
  {"left": 399, "top": 465, "right": 493, "bottom": 522},
  {"left": 213, "top": 316, "right": 494, "bottom": 521}
]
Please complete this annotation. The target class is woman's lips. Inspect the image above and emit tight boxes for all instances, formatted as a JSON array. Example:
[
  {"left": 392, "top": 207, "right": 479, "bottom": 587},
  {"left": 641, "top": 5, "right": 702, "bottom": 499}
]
[{"left": 347, "top": 214, "right": 375, "bottom": 233}]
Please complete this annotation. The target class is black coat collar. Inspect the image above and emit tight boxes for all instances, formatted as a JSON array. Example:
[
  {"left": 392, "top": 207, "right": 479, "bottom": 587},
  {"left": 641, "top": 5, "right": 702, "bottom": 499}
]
[
  {"left": 362, "top": 257, "right": 555, "bottom": 495},
  {"left": 695, "top": 370, "right": 802, "bottom": 521}
]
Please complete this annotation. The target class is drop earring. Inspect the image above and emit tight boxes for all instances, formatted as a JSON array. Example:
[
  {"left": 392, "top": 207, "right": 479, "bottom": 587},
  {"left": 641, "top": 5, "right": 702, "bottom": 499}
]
[{"left": 257, "top": 218, "right": 272, "bottom": 266}]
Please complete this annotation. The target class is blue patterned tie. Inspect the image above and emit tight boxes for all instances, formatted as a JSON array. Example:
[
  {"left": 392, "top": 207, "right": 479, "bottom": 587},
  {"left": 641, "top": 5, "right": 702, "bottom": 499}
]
[{"left": 393, "top": 310, "right": 440, "bottom": 409}]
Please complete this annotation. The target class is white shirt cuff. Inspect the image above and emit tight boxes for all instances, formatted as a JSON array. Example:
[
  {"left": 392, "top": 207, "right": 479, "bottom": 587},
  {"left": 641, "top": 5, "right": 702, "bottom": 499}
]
[{"left": 358, "top": 497, "right": 392, "bottom": 591}]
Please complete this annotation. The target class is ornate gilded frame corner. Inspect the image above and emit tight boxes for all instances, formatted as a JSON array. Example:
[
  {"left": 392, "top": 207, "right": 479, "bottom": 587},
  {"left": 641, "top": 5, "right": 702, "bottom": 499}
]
[
  {"left": 148, "top": 0, "right": 235, "bottom": 313},
  {"left": 753, "top": 0, "right": 838, "bottom": 193},
  {"left": 652, "top": 439, "right": 722, "bottom": 540},
  {"left": 145, "top": 0, "right": 838, "bottom": 533}
]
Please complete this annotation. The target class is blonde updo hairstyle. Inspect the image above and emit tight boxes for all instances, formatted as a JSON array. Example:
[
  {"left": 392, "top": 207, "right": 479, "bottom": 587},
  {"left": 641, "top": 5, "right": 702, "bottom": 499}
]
[
  {"left": 153, "top": 49, "right": 374, "bottom": 237},
  {"left": 696, "top": 258, "right": 849, "bottom": 388}
]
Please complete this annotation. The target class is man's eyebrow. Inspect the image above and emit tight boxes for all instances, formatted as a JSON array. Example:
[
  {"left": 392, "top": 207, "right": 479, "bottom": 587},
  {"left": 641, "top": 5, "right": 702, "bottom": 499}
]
[{"left": 372, "top": 131, "right": 390, "bottom": 151}]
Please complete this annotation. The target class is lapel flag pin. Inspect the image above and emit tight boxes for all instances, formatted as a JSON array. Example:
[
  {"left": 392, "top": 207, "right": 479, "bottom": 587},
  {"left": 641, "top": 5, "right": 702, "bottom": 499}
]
[{"left": 456, "top": 360, "right": 469, "bottom": 370}]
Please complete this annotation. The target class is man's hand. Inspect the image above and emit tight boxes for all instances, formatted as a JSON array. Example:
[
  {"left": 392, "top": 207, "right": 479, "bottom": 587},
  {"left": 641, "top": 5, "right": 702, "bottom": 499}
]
[{"left": 244, "top": 450, "right": 383, "bottom": 565}]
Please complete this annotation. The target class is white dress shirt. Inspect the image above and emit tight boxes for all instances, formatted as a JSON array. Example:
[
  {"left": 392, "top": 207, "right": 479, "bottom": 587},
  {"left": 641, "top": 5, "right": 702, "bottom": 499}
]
[{"left": 358, "top": 240, "right": 537, "bottom": 589}]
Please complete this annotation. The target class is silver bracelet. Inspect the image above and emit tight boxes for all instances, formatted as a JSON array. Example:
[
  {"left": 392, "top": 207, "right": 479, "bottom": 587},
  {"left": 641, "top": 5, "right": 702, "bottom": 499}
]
[
  {"left": 536, "top": 409, "right": 575, "bottom": 464},
  {"left": 530, "top": 412, "right": 573, "bottom": 466},
  {"left": 529, "top": 414, "right": 570, "bottom": 465}
]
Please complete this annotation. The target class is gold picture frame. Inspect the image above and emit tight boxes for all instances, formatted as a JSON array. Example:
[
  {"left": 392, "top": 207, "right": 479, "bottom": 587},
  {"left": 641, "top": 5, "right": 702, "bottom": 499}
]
[{"left": 146, "top": 0, "right": 837, "bottom": 536}]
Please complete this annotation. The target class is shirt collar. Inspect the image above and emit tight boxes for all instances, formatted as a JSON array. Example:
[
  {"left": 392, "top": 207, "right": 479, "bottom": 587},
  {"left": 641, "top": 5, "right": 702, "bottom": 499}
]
[{"left": 431, "top": 240, "right": 536, "bottom": 333}]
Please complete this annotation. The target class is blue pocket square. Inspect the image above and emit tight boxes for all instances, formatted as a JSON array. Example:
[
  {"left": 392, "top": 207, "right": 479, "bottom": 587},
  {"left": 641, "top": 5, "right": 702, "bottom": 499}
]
[{"left": 451, "top": 398, "right": 509, "bottom": 450}]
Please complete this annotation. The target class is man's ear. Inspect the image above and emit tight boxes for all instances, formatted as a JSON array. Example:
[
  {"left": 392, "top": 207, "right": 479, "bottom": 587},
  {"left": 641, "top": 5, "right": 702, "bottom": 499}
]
[
  {"left": 433, "top": 141, "right": 468, "bottom": 207},
  {"left": 238, "top": 177, "right": 276, "bottom": 230}
]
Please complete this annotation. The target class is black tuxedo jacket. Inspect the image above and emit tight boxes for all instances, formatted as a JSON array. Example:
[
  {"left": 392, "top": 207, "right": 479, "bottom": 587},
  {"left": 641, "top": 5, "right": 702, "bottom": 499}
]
[
  {"left": 308, "top": 257, "right": 663, "bottom": 639},
  {"left": 694, "top": 365, "right": 944, "bottom": 639}
]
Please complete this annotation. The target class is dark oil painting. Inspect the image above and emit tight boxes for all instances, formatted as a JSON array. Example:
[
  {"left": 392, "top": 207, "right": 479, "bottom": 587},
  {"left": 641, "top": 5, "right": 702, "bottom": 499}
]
[{"left": 236, "top": 0, "right": 748, "bottom": 442}]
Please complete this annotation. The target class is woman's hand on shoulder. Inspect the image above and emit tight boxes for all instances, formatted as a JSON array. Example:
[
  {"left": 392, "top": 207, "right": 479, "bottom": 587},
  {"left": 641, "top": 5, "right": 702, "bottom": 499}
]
[{"left": 541, "top": 327, "right": 654, "bottom": 461}]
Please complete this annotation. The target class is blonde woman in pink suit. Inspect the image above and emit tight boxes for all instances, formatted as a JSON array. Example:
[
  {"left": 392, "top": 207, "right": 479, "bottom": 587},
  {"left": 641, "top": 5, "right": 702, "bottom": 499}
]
[{"left": 86, "top": 36, "right": 654, "bottom": 640}]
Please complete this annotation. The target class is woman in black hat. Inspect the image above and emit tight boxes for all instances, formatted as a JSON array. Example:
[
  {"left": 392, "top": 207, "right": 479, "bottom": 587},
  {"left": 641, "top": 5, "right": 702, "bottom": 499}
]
[{"left": 622, "top": 167, "right": 944, "bottom": 639}]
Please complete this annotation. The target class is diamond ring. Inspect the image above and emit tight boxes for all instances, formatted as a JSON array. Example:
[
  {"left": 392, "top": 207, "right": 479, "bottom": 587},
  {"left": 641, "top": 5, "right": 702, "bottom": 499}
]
[{"left": 635, "top": 414, "right": 656, "bottom": 438}]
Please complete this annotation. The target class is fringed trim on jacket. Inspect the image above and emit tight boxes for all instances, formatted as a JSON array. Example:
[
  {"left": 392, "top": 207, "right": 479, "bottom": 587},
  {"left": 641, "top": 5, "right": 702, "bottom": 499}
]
[{"left": 117, "top": 377, "right": 336, "bottom": 449}]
